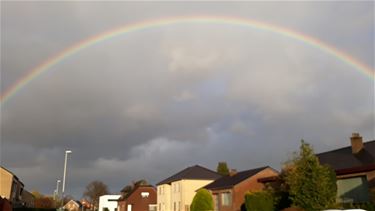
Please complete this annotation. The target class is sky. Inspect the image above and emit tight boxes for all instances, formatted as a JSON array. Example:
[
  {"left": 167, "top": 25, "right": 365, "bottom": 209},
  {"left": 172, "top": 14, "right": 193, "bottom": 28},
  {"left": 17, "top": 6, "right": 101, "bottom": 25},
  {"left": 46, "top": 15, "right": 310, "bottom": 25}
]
[{"left": 1, "top": 1, "right": 374, "bottom": 199}]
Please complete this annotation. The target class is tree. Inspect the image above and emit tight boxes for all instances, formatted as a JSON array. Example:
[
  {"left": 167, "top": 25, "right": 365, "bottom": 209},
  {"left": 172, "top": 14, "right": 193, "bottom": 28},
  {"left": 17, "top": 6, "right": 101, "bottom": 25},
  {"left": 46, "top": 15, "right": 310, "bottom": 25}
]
[
  {"left": 283, "top": 140, "right": 337, "bottom": 211},
  {"left": 83, "top": 180, "right": 109, "bottom": 208},
  {"left": 32, "top": 191, "right": 58, "bottom": 208},
  {"left": 216, "top": 162, "right": 230, "bottom": 176},
  {"left": 190, "top": 189, "right": 214, "bottom": 211}
]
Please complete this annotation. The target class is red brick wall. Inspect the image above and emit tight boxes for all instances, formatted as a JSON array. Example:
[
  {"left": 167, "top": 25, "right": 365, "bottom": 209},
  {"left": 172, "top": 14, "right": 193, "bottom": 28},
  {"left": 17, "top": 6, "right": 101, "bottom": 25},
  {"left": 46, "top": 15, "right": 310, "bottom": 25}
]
[
  {"left": 211, "top": 168, "right": 278, "bottom": 211},
  {"left": 120, "top": 186, "right": 157, "bottom": 211}
]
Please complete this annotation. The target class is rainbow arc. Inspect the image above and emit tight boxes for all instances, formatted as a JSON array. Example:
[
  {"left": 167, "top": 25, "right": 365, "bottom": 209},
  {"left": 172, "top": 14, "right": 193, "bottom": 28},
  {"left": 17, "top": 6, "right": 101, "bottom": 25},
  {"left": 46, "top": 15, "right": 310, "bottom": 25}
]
[{"left": 1, "top": 16, "right": 374, "bottom": 104}]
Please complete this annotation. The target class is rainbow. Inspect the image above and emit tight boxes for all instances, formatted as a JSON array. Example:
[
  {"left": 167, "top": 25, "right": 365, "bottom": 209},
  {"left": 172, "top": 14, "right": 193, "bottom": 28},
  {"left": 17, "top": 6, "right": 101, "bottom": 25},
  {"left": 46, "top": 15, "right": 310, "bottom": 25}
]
[{"left": 1, "top": 15, "right": 374, "bottom": 104}]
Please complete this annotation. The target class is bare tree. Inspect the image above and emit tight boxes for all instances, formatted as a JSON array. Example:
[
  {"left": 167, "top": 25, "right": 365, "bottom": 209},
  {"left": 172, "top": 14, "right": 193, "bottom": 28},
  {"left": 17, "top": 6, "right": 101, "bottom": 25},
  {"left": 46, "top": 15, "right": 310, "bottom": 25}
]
[{"left": 83, "top": 180, "right": 109, "bottom": 208}]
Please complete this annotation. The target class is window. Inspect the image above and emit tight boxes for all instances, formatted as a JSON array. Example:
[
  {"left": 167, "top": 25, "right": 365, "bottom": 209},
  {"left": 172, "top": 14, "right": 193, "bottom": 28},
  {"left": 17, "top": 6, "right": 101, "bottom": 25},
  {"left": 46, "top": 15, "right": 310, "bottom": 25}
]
[
  {"left": 178, "top": 202, "right": 181, "bottom": 211},
  {"left": 159, "top": 203, "right": 161, "bottom": 211},
  {"left": 221, "top": 192, "right": 232, "bottom": 206},
  {"left": 337, "top": 176, "right": 370, "bottom": 203},
  {"left": 141, "top": 192, "right": 149, "bottom": 198},
  {"left": 174, "top": 202, "right": 176, "bottom": 211},
  {"left": 213, "top": 194, "right": 219, "bottom": 211}
]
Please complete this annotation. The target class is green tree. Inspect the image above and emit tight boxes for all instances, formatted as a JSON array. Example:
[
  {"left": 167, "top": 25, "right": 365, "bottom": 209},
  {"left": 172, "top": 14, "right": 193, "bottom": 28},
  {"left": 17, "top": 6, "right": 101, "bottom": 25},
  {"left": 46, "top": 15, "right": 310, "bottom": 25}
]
[
  {"left": 245, "top": 191, "right": 274, "bottom": 211},
  {"left": 190, "top": 189, "right": 214, "bottom": 211},
  {"left": 283, "top": 140, "right": 337, "bottom": 211},
  {"left": 216, "top": 162, "right": 230, "bottom": 176}
]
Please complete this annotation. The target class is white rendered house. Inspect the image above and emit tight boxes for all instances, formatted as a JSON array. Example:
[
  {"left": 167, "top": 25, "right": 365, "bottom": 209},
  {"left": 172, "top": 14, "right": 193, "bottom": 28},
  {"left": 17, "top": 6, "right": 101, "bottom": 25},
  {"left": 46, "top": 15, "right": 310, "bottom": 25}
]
[
  {"left": 156, "top": 165, "right": 221, "bottom": 211},
  {"left": 99, "top": 195, "right": 121, "bottom": 211}
]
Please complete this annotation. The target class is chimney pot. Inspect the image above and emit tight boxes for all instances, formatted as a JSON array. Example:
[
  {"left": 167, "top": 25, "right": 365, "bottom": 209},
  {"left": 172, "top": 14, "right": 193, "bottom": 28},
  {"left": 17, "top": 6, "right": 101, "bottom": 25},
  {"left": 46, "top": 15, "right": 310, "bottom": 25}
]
[
  {"left": 351, "top": 133, "right": 363, "bottom": 154},
  {"left": 229, "top": 169, "right": 237, "bottom": 176}
]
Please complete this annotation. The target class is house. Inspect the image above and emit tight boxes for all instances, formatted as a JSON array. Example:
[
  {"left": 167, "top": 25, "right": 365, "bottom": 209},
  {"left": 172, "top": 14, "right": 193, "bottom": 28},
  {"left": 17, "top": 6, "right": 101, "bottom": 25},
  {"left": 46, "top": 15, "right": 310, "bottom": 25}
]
[
  {"left": 80, "top": 199, "right": 94, "bottom": 210},
  {"left": 317, "top": 133, "right": 375, "bottom": 203},
  {"left": 0, "top": 166, "right": 25, "bottom": 207},
  {"left": 156, "top": 165, "right": 222, "bottom": 211},
  {"left": 0, "top": 196, "right": 12, "bottom": 211},
  {"left": 63, "top": 200, "right": 82, "bottom": 211},
  {"left": 99, "top": 195, "right": 121, "bottom": 211},
  {"left": 204, "top": 166, "right": 279, "bottom": 211},
  {"left": 118, "top": 185, "right": 156, "bottom": 211},
  {"left": 20, "top": 190, "right": 35, "bottom": 208}
]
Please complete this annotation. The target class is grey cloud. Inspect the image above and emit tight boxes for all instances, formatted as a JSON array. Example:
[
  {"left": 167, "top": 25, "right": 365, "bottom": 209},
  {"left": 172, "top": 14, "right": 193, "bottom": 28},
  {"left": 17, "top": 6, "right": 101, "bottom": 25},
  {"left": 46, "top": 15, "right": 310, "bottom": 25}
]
[{"left": 1, "top": 1, "right": 373, "bottom": 198}]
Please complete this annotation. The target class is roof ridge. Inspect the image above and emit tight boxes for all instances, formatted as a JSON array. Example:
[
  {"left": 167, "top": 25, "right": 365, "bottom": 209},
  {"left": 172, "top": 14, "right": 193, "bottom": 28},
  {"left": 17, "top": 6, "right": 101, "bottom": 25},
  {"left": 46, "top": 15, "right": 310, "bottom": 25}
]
[
  {"left": 156, "top": 164, "right": 220, "bottom": 185},
  {"left": 316, "top": 140, "right": 375, "bottom": 155}
]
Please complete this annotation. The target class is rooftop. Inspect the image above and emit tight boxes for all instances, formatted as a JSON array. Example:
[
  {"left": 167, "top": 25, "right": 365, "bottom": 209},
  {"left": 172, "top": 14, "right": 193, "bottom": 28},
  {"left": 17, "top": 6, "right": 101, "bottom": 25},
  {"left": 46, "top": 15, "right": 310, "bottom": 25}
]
[
  {"left": 317, "top": 139, "right": 375, "bottom": 173},
  {"left": 204, "top": 166, "right": 274, "bottom": 190},
  {"left": 156, "top": 165, "right": 221, "bottom": 186}
]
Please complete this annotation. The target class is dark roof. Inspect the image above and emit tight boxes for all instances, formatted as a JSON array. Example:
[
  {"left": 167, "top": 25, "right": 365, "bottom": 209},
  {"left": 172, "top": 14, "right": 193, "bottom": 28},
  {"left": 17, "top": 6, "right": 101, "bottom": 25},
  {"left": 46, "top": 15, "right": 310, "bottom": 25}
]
[
  {"left": 204, "top": 166, "right": 274, "bottom": 190},
  {"left": 156, "top": 165, "right": 221, "bottom": 186},
  {"left": 317, "top": 140, "right": 375, "bottom": 173}
]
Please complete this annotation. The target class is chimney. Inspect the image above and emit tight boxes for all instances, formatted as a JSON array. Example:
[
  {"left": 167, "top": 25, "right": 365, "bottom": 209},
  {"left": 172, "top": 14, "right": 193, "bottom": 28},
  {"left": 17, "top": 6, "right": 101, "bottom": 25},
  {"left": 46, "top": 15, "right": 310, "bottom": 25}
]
[
  {"left": 229, "top": 169, "right": 237, "bottom": 176},
  {"left": 350, "top": 133, "right": 363, "bottom": 154}
]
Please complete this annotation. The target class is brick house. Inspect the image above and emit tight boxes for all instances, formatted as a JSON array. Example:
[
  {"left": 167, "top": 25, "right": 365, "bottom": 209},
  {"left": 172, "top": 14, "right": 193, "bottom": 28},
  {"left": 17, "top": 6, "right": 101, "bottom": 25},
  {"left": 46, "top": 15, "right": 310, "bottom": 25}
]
[
  {"left": 204, "top": 166, "right": 279, "bottom": 211},
  {"left": 317, "top": 133, "right": 375, "bottom": 203},
  {"left": 118, "top": 185, "right": 156, "bottom": 211}
]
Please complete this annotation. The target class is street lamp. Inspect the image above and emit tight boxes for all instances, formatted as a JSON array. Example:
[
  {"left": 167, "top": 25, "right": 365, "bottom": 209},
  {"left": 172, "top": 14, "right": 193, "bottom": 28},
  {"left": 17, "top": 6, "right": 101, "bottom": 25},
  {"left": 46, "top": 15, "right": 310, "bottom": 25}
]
[
  {"left": 62, "top": 150, "right": 72, "bottom": 204},
  {"left": 54, "top": 179, "right": 61, "bottom": 200}
]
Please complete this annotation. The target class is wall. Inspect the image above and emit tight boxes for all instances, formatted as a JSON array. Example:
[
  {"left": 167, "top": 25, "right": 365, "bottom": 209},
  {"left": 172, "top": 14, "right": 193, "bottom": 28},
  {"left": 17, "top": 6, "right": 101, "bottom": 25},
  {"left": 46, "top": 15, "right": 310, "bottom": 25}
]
[
  {"left": 337, "top": 169, "right": 375, "bottom": 203},
  {"left": 158, "top": 180, "right": 215, "bottom": 211},
  {"left": 157, "top": 184, "right": 171, "bottom": 211},
  {"left": 211, "top": 168, "right": 278, "bottom": 211},
  {"left": 21, "top": 190, "right": 35, "bottom": 208},
  {"left": 98, "top": 195, "right": 121, "bottom": 211},
  {"left": 180, "top": 180, "right": 215, "bottom": 211},
  {"left": 125, "top": 186, "right": 156, "bottom": 211},
  {"left": 0, "top": 169, "right": 13, "bottom": 199}
]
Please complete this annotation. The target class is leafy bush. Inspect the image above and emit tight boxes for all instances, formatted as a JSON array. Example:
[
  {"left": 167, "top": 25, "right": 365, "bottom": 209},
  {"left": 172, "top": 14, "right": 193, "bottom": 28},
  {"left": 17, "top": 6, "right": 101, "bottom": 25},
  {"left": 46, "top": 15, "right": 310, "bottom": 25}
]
[
  {"left": 245, "top": 191, "right": 274, "bottom": 211},
  {"left": 190, "top": 189, "right": 214, "bottom": 211}
]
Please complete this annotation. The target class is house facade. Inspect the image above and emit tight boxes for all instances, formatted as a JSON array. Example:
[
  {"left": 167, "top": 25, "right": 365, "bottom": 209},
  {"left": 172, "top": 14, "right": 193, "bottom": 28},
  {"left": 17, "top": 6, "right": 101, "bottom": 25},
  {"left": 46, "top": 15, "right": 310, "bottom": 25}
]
[
  {"left": 0, "top": 166, "right": 25, "bottom": 207},
  {"left": 118, "top": 185, "right": 156, "bottom": 211},
  {"left": 63, "top": 200, "right": 82, "bottom": 211},
  {"left": 99, "top": 195, "right": 121, "bottom": 211},
  {"left": 204, "top": 166, "right": 279, "bottom": 211},
  {"left": 317, "top": 133, "right": 375, "bottom": 203},
  {"left": 156, "top": 165, "right": 222, "bottom": 211},
  {"left": 20, "top": 190, "right": 35, "bottom": 208}
]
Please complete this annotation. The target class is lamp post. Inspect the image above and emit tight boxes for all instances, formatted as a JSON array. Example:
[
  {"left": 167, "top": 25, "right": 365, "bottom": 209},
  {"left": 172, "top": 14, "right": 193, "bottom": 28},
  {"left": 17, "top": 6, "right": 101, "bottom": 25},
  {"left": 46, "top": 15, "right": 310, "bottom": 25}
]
[
  {"left": 54, "top": 179, "right": 61, "bottom": 200},
  {"left": 62, "top": 150, "right": 72, "bottom": 205}
]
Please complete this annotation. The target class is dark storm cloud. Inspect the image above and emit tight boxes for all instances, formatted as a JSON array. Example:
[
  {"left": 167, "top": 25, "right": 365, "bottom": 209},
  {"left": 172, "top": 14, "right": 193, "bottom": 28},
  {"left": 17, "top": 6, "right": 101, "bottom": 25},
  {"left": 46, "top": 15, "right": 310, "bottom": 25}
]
[{"left": 1, "top": 1, "right": 373, "bottom": 198}]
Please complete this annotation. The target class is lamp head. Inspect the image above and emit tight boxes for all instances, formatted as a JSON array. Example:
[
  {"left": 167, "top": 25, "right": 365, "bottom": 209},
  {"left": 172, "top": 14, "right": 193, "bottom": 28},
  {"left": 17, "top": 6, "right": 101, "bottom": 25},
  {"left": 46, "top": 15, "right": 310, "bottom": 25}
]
[{"left": 65, "top": 150, "right": 72, "bottom": 154}]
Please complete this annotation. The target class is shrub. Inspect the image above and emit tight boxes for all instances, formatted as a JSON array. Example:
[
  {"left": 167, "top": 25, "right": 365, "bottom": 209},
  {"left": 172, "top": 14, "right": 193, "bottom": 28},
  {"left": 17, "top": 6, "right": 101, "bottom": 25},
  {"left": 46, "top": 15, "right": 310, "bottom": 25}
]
[
  {"left": 245, "top": 191, "right": 274, "bottom": 211},
  {"left": 190, "top": 189, "right": 214, "bottom": 211}
]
